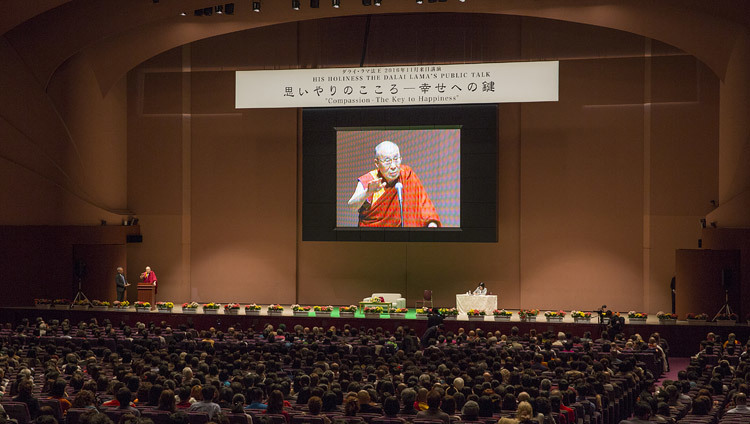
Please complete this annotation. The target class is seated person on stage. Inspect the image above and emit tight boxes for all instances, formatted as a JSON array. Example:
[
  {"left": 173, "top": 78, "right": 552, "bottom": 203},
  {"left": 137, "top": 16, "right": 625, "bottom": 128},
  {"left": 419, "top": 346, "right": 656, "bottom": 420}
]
[
  {"left": 348, "top": 141, "right": 441, "bottom": 227},
  {"left": 473, "top": 282, "right": 487, "bottom": 295}
]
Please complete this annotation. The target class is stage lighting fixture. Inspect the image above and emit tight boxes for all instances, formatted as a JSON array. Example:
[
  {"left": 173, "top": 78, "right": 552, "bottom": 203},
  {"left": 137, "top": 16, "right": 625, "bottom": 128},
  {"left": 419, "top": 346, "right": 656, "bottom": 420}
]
[
  {"left": 253, "top": 1, "right": 261, "bottom": 12},
  {"left": 362, "top": 0, "right": 372, "bottom": 5},
  {"left": 459, "top": 0, "right": 465, "bottom": 2},
  {"left": 179, "top": 11, "right": 187, "bottom": 16},
  {"left": 310, "top": 0, "right": 320, "bottom": 7},
  {"left": 292, "top": 0, "right": 300, "bottom": 9},
  {"left": 215, "top": 5, "right": 223, "bottom": 14},
  {"left": 194, "top": 8, "right": 204, "bottom": 16},
  {"left": 416, "top": 0, "right": 423, "bottom": 4},
  {"left": 333, "top": 0, "right": 340, "bottom": 8},
  {"left": 203, "top": 7, "right": 213, "bottom": 15},
  {"left": 225, "top": 3, "right": 234, "bottom": 14},
  {"left": 374, "top": 0, "right": 381, "bottom": 5}
]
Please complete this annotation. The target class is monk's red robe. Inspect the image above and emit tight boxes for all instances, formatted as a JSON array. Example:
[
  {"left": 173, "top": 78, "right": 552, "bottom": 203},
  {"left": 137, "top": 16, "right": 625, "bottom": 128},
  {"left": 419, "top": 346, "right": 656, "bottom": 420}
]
[
  {"left": 357, "top": 165, "right": 441, "bottom": 227},
  {"left": 141, "top": 271, "right": 157, "bottom": 294}
]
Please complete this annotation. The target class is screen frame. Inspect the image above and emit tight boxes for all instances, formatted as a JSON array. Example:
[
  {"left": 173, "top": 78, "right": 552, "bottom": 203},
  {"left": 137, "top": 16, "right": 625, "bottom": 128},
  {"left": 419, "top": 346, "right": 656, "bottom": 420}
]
[{"left": 302, "top": 104, "right": 498, "bottom": 242}]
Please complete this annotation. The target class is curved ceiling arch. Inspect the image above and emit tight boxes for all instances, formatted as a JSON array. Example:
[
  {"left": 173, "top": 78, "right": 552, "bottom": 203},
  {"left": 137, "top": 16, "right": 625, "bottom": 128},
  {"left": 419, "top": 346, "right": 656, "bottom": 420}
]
[{"left": 15, "top": 0, "right": 748, "bottom": 96}]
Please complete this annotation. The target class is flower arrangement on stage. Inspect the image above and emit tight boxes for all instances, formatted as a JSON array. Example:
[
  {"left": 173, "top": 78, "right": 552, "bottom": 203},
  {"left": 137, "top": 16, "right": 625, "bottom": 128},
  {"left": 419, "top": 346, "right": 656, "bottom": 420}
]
[
  {"left": 202, "top": 302, "right": 220, "bottom": 310},
  {"left": 339, "top": 305, "right": 357, "bottom": 313},
  {"left": 438, "top": 307, "right": 459, "bottom": 316},
  {"left": 292, "top": 304, "right": 311, "bottom": 312},
  {"left": 518, "top": 309, "right": 539, "bottom": 318},
  {"left": 493, "top": 309, "right": 512, "bottom": 316},
  {"left": 715, "top": 313, "right": 738, "bottom": 321},
  {"left": 73, "top": 299, "right": 90, "bottom": 307},
  {"left": 656, "top": 311, "right": 678, "bottom": 320},
  {"left": 627, "top": 311, "right": 647, "bottom": 319},
  {"left": 268, "top": 304, "right": 284, "bottom": 312},
  {"left": 686, "top": 313, "right": 708, "bottom": 320},
  {"left": 467, "top": 309, "right": 486, "bottom": 316},
  {"left": 364, "top": 306, "right": 385, "bottom": 314},
  {"left": 224, "top": 303, "right": 240, "bottom": 310},
  {"left": 416, "top": 308, "right": 428, "bottom": 314},
  {"left": 390, "top": 308, "right": 408, "bottom": 314},
  {"left": 34, "top": 299, "right": 52, "bottom": 305},
  {"left": 182, "top": 302, "right": 199, "bottom": 309},
  {"left": 570, "top": 310, "right": 591, "bottom": 318},
  {"left": 313, "top": 305, "right": 334, "bottom": 312},
  {"left": 156, "top": 302, "right": 174, "bottom": 309},
  {"left": 91, "top": 300, "right": 110, "bottom": 307},
  {"left": 113, "top": 300, "right": 130, "bottom": 308},
  {"left": 135, "top": 301, "right": 151, "bottom": 308},
  {"left": 244, "top": 304, "right": 261, "bottom": 311},
  {"left": 53, "top": 299, "right": 70, "bottom": 306},
  {"left": 544, "top": 310, "right": 567, "bottom": 318}
]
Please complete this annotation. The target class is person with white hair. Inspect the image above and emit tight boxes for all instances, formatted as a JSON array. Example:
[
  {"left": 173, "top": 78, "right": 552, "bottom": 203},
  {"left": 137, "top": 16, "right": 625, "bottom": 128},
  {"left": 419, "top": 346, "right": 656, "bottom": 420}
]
[
  {"left": 348, "top": 141, "right": 441, "bottom": 227},
  {"left": 139, "top": 266, "right": 157, "bottom": 293}
]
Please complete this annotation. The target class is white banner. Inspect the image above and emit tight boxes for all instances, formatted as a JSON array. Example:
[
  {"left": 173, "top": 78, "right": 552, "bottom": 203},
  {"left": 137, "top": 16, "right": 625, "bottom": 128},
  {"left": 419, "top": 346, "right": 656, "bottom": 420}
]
[{"left": 235, "top": 61, "right": 558, "bottom": 109}]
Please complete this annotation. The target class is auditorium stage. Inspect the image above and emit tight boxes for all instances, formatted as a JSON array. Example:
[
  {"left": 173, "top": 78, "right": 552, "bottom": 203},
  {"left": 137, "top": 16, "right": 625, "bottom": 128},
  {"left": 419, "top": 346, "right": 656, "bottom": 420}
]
[{"left": 1, "top": 306, "right": 747, "bottom": 357}]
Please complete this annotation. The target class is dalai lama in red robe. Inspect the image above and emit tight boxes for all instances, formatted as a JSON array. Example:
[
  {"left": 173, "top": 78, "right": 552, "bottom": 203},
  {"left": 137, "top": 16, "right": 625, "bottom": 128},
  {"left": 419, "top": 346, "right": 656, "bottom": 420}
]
[
  {"left": 140, "top": 266, "right": 158, "bottom": 294},
  {"left": 348, "top": 141, "right": 441, "bottom": 227}
]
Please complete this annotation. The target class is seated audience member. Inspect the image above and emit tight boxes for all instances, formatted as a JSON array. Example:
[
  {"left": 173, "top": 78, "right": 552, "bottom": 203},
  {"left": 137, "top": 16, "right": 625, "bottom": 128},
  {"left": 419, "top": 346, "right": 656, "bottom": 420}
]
[
  {"left": 188, "top": 385, "right": 221, "bottom": 420},
  {"left": 71, "top": 390, "right": 98, "bottom": 410},
  {"left": 357, "top": 390, "right": 382, "bottom": 415},
  {"left": 116, "top": 388, "right": 140, "bottom": 417},
  {"left": 321, "top": 392, "right": 338, "bottom": 413},
  {"left": 264, "top": 390, "right": 290, "bottom": 424},
  {"left": 304, "top": 396, "right": 330, "bottom": 424},
  {"left": 231, "top": 394, "right": 255, "bottom": 424},
  {"left": 461, "top": 400, "right": 480, "bottom": 422},
  {"left": 727, "top": 393, "right": 750, "bottom": 414},
  {"left": 654, "top": 402, "right": 674, "bottom": 424},
  {"left": 157, "top": 389, "right": 177, "bottom": 413},
  {"left": 516, "top": 401, "right": 536, "bottom": 424},
  {"left": 399, "top": 389, "right": 417, "bottom": 415},
  {"left": 14, "top": 379, "right": 40, "bottom": 419},
  {"left": 439, "top": 396, "right": 460, "bottom": 422},
  {"left": 618, "top": 402, "right": 651, "bottom": 424},
  {"left": 247, "top": 388, "right": 267, "bottom": 410},
  {"left": 176, "top": 387, "right": 192, "bottom": 409},
  {"left": 415, "top": 390, "right": 450, "bottom": 424},
  {"left": 343, "top": 395, "right": 360, "bottom": 417},
  {"left": 47, "top": 379, "right": 72, "bottom": 416}
]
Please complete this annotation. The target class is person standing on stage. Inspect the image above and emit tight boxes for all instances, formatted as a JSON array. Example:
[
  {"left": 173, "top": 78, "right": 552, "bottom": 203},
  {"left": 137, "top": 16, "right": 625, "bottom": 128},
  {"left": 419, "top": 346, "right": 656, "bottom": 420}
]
[
  {"left": 348, "top": 141, "right": 441, "bottom": 227},
  {"left": 115, "top": 267, "right": 130, "bottom": 302},
  {"left": 140, "top": 266, "right": 157, "bottom": 294}
]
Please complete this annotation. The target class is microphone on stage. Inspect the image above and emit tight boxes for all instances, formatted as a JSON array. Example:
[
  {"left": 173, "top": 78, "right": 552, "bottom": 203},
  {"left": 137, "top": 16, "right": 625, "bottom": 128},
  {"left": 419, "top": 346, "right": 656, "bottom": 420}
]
[{"left": 395, "top": 182, "right": 404, "bottom": 227}]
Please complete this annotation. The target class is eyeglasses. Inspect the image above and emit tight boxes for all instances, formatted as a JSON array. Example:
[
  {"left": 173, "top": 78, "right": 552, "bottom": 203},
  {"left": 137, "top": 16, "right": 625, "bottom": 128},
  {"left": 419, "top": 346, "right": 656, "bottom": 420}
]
[{"left": 378, "top": 156, "right": 401, "bottom": 166}]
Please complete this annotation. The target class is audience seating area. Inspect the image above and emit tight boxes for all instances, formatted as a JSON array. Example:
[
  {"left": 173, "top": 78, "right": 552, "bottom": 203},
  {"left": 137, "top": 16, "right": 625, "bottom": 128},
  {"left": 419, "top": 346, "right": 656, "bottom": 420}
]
[{"left": 0, "top": 316, "right": 748, "bottom": 424}]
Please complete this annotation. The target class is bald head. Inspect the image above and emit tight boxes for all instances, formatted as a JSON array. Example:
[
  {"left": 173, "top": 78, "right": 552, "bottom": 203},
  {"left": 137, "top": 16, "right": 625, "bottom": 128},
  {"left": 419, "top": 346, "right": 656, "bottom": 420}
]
[{"left": 374, "top": 141, "right": 401, "bottom": 183}]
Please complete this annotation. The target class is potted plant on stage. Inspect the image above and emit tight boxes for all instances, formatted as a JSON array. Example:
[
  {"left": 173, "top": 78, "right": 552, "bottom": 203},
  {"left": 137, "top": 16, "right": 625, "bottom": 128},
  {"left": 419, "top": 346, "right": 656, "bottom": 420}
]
[
  {"left": 202, "top": 302, "right": 220, "bottom": 314},
  {"left": 415, "top": 308, "right": 429, "bottom": 319},
  {"left": 544, "top": 310, "right": 566, "bottom": 323},
  {"left": 182, "top": 302, "right": 199, "bottom": 313},
  {"left": 467, "top": 309, "right": 486, "bottom": 321},
  {"left": 338, "top": 305, "right": 356, "bottom": 317},
  {"left": 715, "top": 313, "right": 738, "bottom": 325},
  {"left": 519, "top": 309, "right": 539, "bottom": 322},
  {"left": 267, "top": 304, "right": 284, "bottom": 315},
  {"left": 113, "top": 300, "right": 131, "bottom": 310},
  {"left": 438, "top": 307, "right": 458, "bottom": 320},
  {"left": 91, "top": 300, "right": 110, "bottom": 310},
  {"left": 686, "top": 312, "right": 708, "bottom": 324},
  {"left": 363, "top": 305, "right": 384, "bottom": 318},
  {"left": 224, "top": 303, "right": 240, "bottom": 315},
  {"left": 571, "top": 310, "right": 592, "bottom": 323},
  {"left": 493, "top": 309, "right": 512, "bottom": 321},
  {"left": 292, "top": 304, "right": 310, "bottom": 316},
  {"left": 134, "top": 301, "right": 151, "bottom": 312},
  {"left": 34, "top": 299, "right": 52, "bottom": 309},
  {"left": 656, "top": 311, "right": 677, "bottom": 324},
  {"left": 156, "top": 302, "right": 174, "bottom": 313},
  {"left": 314, "top": 305, "right": 333, "bottom": 317},
  {"left": 627, "top": 311, "right": 647, "bottom": 323},
  {"left": 72, "top": 299, "right": 90, "bottom": 310},
  {"left": 389, "top": 308, "right": 408, "bottom": 319},
  {"left": 244, "top": 303, "right": 261, "bottom": 315},
  {"left": 52, "top": 299, "right": 70, "bottom": 309}
]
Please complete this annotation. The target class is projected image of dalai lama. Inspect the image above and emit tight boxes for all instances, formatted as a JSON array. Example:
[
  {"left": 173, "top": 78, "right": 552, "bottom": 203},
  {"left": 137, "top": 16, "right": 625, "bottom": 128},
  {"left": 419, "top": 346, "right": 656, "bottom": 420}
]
[{"left": 348, "top": 141, "right": 441, "bottom": 227}]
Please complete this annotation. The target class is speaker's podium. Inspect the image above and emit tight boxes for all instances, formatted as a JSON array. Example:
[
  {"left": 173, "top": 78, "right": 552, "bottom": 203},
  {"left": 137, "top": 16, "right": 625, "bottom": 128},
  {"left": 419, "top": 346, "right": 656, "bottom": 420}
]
[{"left": 137, "top": 284, "right": 155, "bottom": 309}]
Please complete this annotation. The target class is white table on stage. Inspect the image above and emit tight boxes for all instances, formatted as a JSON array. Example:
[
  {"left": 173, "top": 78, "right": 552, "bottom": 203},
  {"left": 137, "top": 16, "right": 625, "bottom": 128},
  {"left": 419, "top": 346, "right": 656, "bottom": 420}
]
[{"left": 456, "top": 294, "right": 498, "bottom": 313}]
